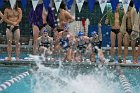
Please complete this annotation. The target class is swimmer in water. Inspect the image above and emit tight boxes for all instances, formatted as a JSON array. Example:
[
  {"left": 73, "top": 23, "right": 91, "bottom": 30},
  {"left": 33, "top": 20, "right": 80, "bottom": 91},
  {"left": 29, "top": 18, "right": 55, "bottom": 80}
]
[{"left": 4, "top": 1, "right": 22, "bottom": 61}]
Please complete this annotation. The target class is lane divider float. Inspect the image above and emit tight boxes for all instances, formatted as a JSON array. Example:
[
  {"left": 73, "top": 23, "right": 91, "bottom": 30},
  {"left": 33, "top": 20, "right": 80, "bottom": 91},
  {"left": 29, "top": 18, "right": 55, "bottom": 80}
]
[{"left": 0, "top": 70, "right": 32, "bottom": 92}]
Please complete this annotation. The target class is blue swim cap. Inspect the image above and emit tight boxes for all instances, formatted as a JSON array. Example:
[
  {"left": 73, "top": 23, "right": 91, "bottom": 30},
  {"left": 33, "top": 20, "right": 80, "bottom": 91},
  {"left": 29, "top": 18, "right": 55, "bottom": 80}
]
[
  {"left": 78, "top": 31, "right": 84, "bottom": 37},
  {"left": 43, "top": 29, "right": 48, "bottom": 33},
  {"left": 91, "top": 31, "right": 97, "bottom": 36}
]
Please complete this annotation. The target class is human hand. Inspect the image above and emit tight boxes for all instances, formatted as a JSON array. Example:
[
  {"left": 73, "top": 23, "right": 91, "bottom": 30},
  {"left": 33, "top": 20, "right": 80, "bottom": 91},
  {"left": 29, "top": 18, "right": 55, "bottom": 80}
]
[
  {"left": 12, "top": 22, "right": 18, "bottom": 26},
  {"left": 131, "top": 31, "right": 139, "bottom": 40}
]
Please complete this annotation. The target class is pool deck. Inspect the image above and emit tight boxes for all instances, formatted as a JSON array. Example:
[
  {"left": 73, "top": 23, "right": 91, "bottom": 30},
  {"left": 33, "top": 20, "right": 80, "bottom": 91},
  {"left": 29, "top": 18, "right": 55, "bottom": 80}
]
[{"left": 0, "top": 61, "right": 140, "bottom": 68}]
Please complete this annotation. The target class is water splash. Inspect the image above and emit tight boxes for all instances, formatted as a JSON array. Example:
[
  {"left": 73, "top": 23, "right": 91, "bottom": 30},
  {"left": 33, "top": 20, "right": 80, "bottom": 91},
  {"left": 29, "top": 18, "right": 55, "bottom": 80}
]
[
  {"left": 29, "top": 46, "right": 127, "bottom": 93},
  {"left": 31, "top": 65, "right": 123, "bottom": 93}
]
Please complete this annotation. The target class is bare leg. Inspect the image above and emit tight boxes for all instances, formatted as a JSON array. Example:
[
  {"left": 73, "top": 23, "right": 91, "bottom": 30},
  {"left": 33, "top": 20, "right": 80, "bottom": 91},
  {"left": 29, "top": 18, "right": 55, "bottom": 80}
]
[
  {"left": 14, "top": 29, "right": 20, "bottom": 61},
  {"left": 6, "top": 29, "right": 12, "bottom": 61},
  {"left": 117, "top": 32, "right": 122, "bottom": 59},
  {"left": 90, "top": 53, "right": 96, "bottom": 62},
  {"left": 32, "top": 25, "right": 39, "bottom": 55},
  {"left": 135, "top": 46, "right": 140, "bottom": 63},
  {"left": 66, "top": 48, "right": 73, "bottom": 62},
  {"left": 110, "top": 31, "right": 116, "bottom": 60},
  {"left": 131, "top": 39, "right": 136, "bottom": 63},
  {"left": 123, "top": 33, "right": 129, "bottom": 63}
]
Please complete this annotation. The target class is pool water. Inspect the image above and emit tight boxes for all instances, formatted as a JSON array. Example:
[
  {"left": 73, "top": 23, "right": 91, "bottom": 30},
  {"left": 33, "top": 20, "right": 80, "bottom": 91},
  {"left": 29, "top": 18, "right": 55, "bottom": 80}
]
[{"left": 0, "top": 65, "right": 140, "bottom": 93}]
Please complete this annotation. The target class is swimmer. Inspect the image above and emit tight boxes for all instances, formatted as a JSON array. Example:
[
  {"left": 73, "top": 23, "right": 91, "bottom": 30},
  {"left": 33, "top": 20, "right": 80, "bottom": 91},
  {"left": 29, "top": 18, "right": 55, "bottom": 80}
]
[
  {"left": 122, "top": 1, "right": 136, "bottom": 63},
  {"left": 37, "top": 29, "right": 53, "bottom": 61},
  {"left": 106, "top": 4, "right": 123, "bottom": 62},
  {"left": 88, "top": 22, "right": 102, "bottom": 62},
  {"left": 28, "top": 0, "right": 55, "bottom": 54},
  {"left": 58, "top": 26, "right": 74, "bottom": 62},
  {"left": 75, "top": 31, "right": 89, "bottom": 62},
  {"left": 4, "top": 1, "right": 22, "bottom": 61},
  {"left": 59, "top": 1, "right": 75, "bottom": 30},
  {"left": 130, "top": 6, "right": 140, "bottom": 64}
]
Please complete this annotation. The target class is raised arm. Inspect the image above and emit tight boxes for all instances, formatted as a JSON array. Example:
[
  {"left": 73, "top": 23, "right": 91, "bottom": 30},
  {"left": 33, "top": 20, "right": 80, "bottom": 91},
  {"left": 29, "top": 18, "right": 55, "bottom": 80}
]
[{"left": 65, "top": 11, "right": 75, "bottom": 23}]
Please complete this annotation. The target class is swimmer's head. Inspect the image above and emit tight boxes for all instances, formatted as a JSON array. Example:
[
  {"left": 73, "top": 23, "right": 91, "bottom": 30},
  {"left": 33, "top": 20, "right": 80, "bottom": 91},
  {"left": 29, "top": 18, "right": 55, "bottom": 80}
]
[
  {"left": 60, "top": 1, "right": 66, "bottom": 10},
  {"left": 91, "top": 31, "right": 98, "bottom": 39},
  {"left": 129, "top": 0, "right": 133, "bottom": 7},
  {"left": 78, "top": 31, "right": 84, "bottom": 39},
  {"left": 42, "top": 29, "right": 48, "bottom": 37}
]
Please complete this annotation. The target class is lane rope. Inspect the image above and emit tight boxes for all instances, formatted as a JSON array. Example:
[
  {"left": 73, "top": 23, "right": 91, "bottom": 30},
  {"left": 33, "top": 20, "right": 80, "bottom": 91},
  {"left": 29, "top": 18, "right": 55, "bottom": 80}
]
[
  {"left": 116, "top": 66, "right": 132, "bottom": 93},
  {"left": 0, "top": 69, "right": 32, "bottom": 92}
]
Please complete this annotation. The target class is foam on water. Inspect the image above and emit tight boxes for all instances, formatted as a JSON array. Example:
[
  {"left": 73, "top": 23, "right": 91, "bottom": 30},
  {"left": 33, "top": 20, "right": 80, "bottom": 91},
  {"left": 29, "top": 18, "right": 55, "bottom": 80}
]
[
  {"left": 29, "top": 46, "right": 134, "bottom": 93},
  {"left": 31, "top": 65, "right": 123, "bottom": 93},
  {"left": 29, "top": 54, "right": 124, "bottom": 93}
]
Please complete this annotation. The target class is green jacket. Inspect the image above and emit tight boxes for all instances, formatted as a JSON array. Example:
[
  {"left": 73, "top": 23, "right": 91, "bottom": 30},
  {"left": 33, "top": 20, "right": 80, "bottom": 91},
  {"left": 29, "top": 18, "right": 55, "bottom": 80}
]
[{"left": 107, "top": 10, "right": 123, "bottom": 26}]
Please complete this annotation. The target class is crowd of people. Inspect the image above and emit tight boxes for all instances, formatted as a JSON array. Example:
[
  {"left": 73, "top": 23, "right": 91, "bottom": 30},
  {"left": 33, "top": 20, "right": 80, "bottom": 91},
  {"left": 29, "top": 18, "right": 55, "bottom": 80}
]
[{"left": 0, "top": 0, "right": 139, "bottom": 64}]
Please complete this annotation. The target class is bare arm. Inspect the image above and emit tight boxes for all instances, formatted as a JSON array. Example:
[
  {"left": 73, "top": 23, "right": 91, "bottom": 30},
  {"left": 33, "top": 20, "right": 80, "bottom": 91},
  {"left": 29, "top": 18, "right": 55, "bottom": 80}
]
[
  {"left": 98, "top": 23, "right": 102, "bottom": 41},
  {"left": 0, "top": 11, "right": 4, "bottom": 23},
  {"left": 65, "top": 11, "right": 75, "bottom": 23},
  {"left": 131, "top": 7, "right": 135, "bottom": 26},
  {"left": 3, "top": 8, "right": 14, "bottom": 25},
  {"left": 16, "top": 8, "right": 22, "bottom": 25},
  {"left": 0, "top": 11, "right": 3, "bottom": 18}
]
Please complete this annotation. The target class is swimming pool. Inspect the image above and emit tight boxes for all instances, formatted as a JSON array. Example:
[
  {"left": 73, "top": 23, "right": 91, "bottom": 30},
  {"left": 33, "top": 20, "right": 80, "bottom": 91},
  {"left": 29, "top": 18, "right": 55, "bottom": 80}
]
[{"left": 0, "top": 64, "right": 140, "bottom": 93}]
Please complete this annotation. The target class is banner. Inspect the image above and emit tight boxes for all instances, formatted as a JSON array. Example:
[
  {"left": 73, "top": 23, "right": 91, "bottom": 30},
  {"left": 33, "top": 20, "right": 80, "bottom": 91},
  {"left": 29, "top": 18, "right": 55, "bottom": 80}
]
[
  {"left": 76, "top": 0, "right": 84, "bottom": 12},
  {"left": 9, "top": 0, "right": 17, "bottom": 9},
  {"left": 54, "top": 0, "right": 62, "bottom": 12},
  {"left": 66, "top": 0, "right": 74, "bottom": 10},
  {"left": 110, "top": 0, "right": 119, "bottom": 12},
  {"left": 21, "top": 0, "right": 27, "bottom": 9},
  {"left": 43, "top": 0, "right": 50, "bottom": 10},
  {"left": 87, "top": 0, "right": 96, "bottom": 13},
  {"left": 98, "top": 0, "right": 108, "bottom": 13},
  {"left": 133, "top": 0, "right": 140, "bottom": 13},
  {"left": 0, "top": 0, "right": 4, "bottom": 8},
  {"left": 31, "top": 0, "right": 39, "bottom": 10},
  {"left": 122, "top": 0, "right": 131, "bottom": 13}
]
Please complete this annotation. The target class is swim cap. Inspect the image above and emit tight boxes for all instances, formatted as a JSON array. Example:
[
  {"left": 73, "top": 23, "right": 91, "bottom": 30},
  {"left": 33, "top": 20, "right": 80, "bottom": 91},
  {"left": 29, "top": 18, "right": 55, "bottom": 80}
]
[
  {"left": 91, "top": 31, "right": 97, "bottom": 36},
  {"left": 43, "top": 28, "right": 48, "bottom": 33},
  {"left": 78, "top": 31, "right": 84, "bottom": 37}
]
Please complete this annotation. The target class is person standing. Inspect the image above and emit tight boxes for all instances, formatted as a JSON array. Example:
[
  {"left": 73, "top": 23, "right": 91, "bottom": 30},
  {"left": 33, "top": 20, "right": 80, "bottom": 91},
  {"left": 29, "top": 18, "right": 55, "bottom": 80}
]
[
  {"left": 4, "top": 2, "right": 22, "bottom": 61},
  {"left": 106, "top": 4, "right": 123, "bottom": 62}
]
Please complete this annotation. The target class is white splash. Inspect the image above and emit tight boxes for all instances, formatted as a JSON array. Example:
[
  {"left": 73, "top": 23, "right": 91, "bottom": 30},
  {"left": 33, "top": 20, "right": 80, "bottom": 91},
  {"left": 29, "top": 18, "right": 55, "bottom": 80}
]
[{"left": 29, "top": 47, "right": 123, "bottom": 93}]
